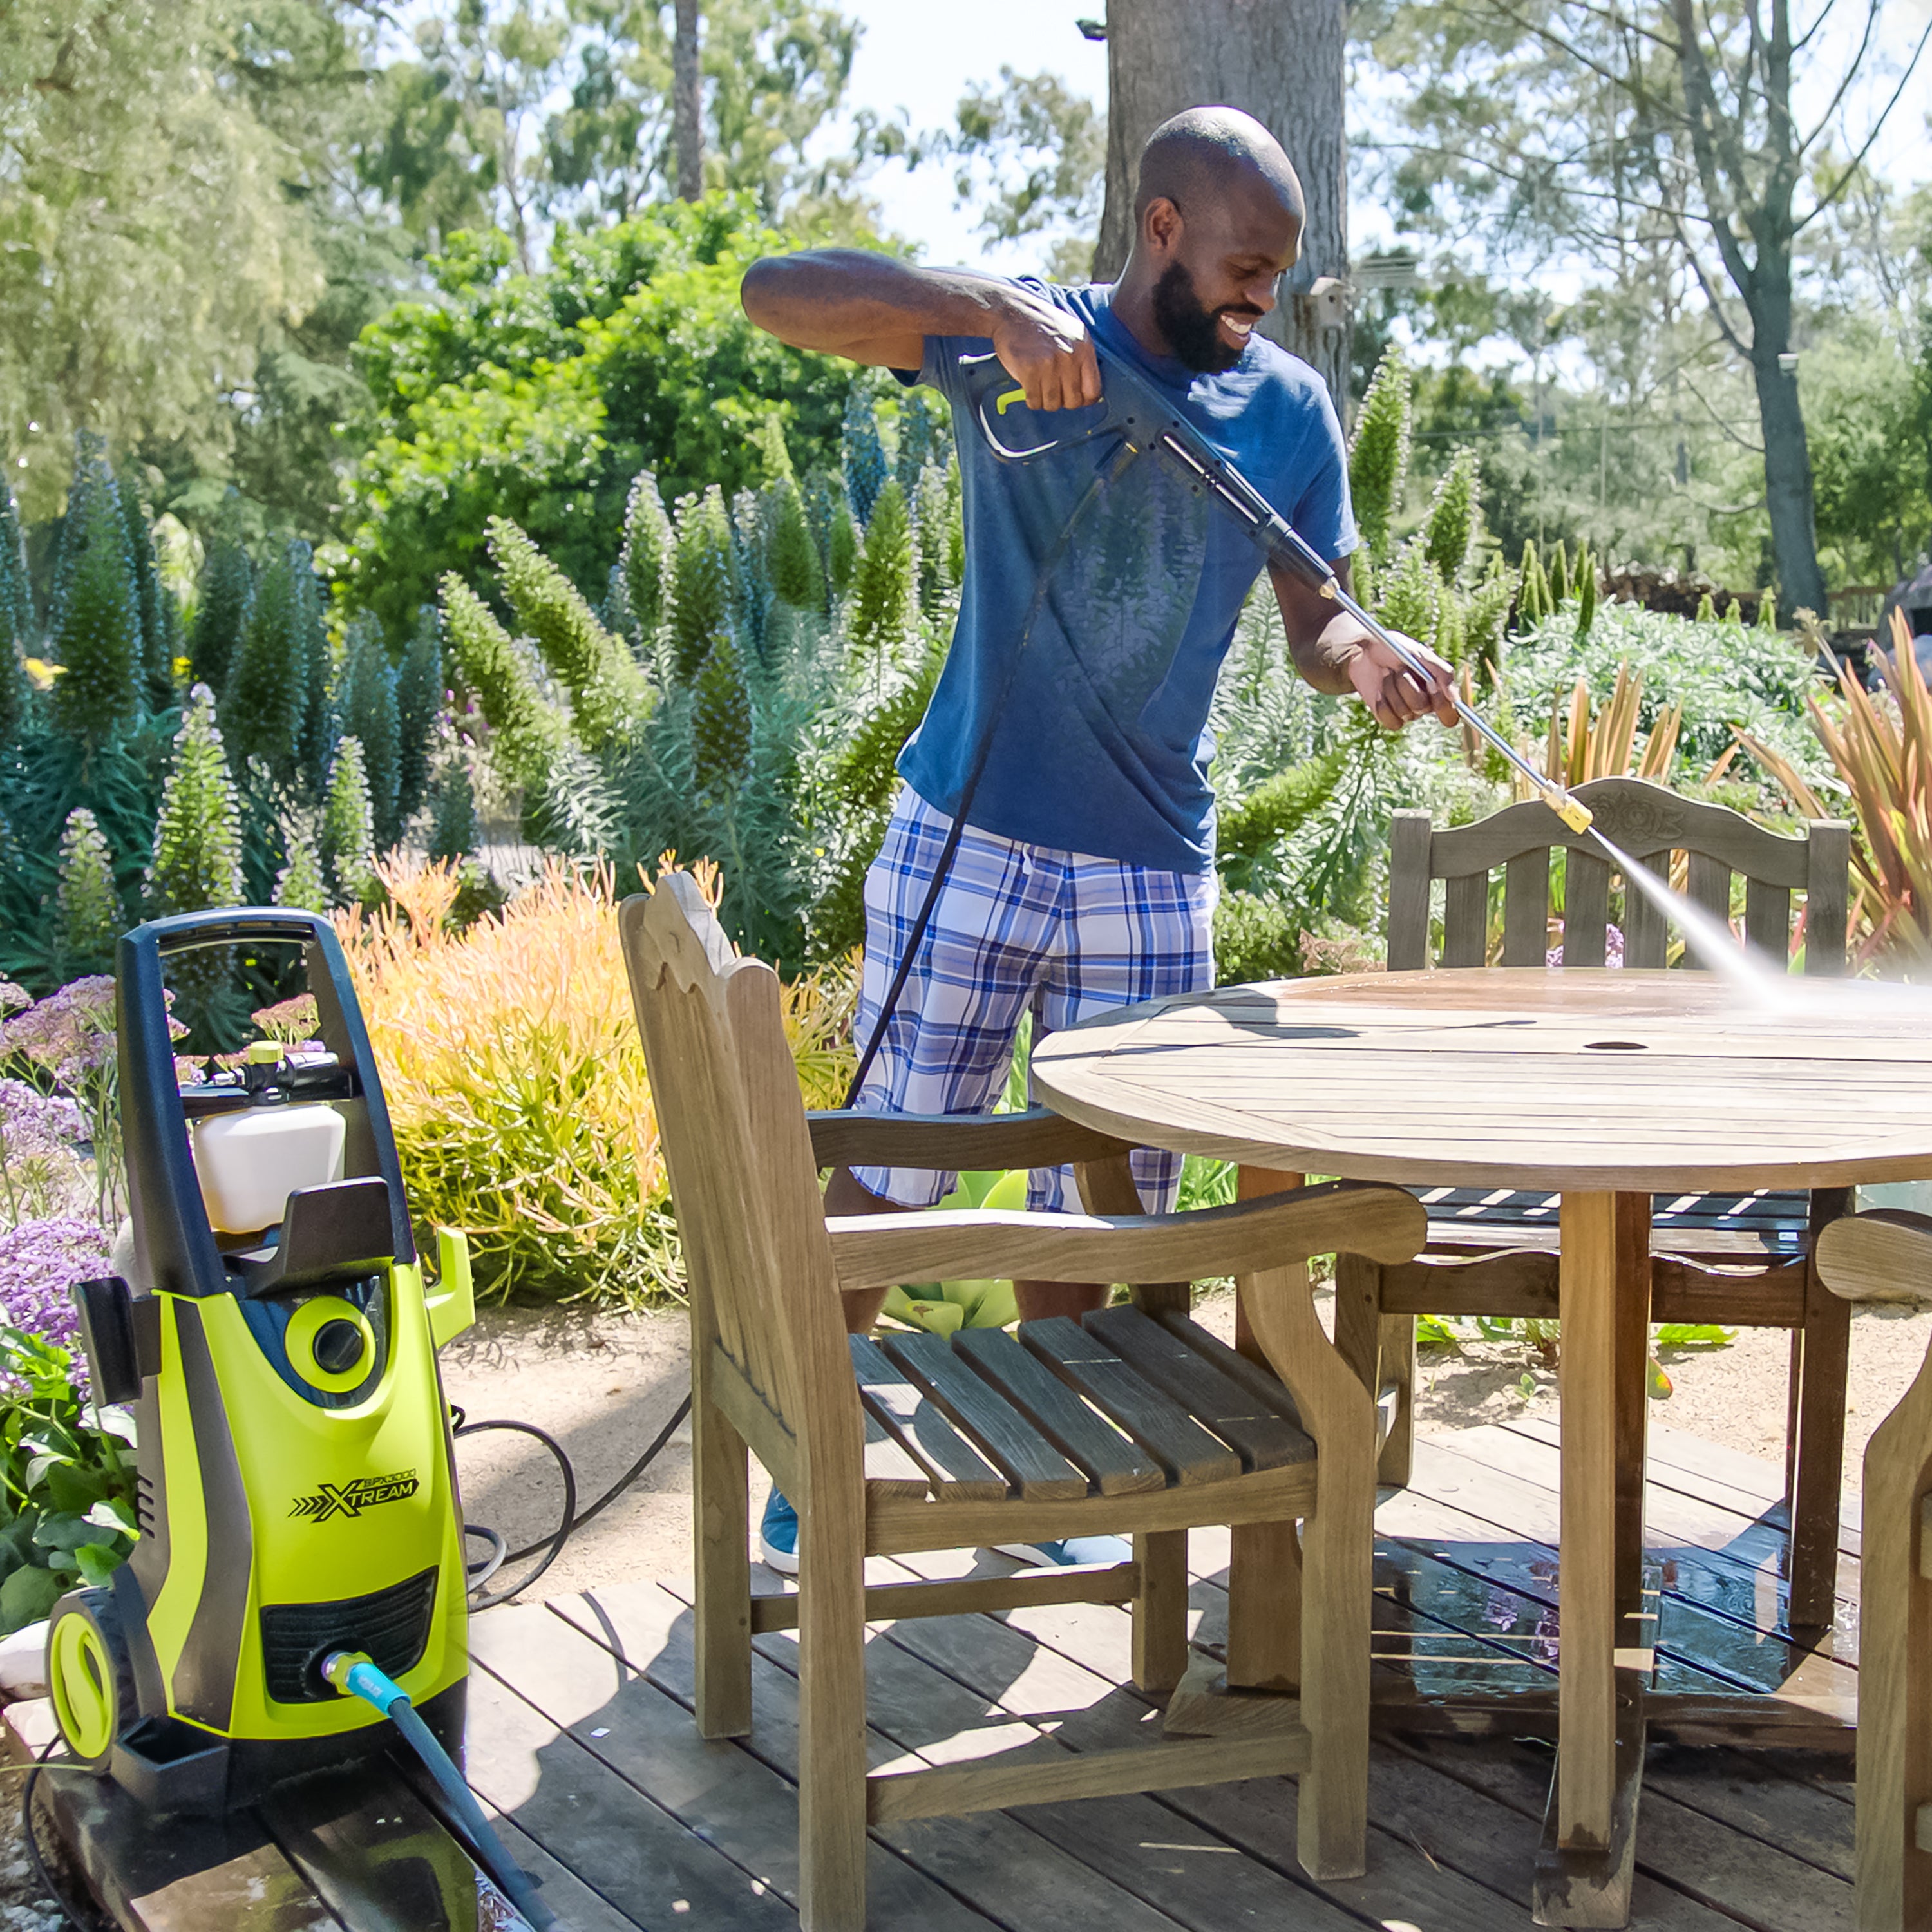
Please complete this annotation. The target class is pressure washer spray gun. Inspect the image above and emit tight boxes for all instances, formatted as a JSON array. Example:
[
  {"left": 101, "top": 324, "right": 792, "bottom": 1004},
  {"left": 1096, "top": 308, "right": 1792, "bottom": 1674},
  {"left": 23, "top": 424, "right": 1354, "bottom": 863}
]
[{"left": 963, "top": 339, "right": 1596, "bottom": 838}]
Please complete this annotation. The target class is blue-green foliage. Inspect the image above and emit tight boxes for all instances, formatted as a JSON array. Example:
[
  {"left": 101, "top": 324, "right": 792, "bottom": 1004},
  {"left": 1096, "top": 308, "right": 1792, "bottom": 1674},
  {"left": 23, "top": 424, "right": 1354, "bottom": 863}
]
[
  {"left": 188, "top": 526, "right": 252, "bottom": 694},
  {"left": 222, "top": 544, "right": 305, "bottom": 786},
  {"left": 842, "top": 384, "right": 889, "bottom": 526},
  {"left": 341, "top": 620, "right": 402, "bottom": 850},
  {"left": 393, "top": 607, "right": 444, "bottom": 826},
  {"left": 118, "top": 468, "right": 173, "bottom": 711},
  {"left": 48, "top": 469, "right": 141, "bottom": 750},
  {"left": 0, "top": 479, "right": 31, "bottom": 748}
]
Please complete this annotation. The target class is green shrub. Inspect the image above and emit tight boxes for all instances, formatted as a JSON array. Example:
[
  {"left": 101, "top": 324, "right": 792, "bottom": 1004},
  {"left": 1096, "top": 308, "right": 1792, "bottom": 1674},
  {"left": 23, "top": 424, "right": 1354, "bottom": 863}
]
[
  {"left": 273, "top": 828, "right": 329, "bottom": 914},
  {"left": 666, "top": 488, "right": 735, "bottom": 685},
  {"left": 0, "top": 480, "right": 31, "bottom": 750},
  {"left": 1423, "top": 446, "right": 1481, "bottom": 584},
  {"left": 842, "top": 383, "right": 889, "bottom": 525},
  {"left": 222, "top": 545, "right": 305, "bottom": 786},
  {"left": 618, "top": 470, "right": 672, "bottom": 639},
  {"left": 429, "top": 757, "right": 480, "bottom": 864},
  {"left": 118, "top": 468, "right": 173, "bottom": 712},
  {"left": 341, "top": 621, "right": 402, "bottom": 850},
  {"left": 393, "top": 608, "right": 444, "bottom": 826},
  {"left": 1214, "top": 891, "right": 1302, "bottom": 985},
  {"left": 48, "top": 472, "right": 142, "bottom": 752},
  {"left": 848, "top": 476, "right": 914, "bottom": 660},
  {"left": 1349, "top": 346, "right": 1411, "bottom": 563},
  {"left": 53, "top": 809, "right": 118, "bottom": 974},
  {"left": 148, "top": 685, "right": 244, "bottom": 1019},
  {"left": 187, "top": 530, "right": 252, "bottom": 694},
  {"left": 321, "top": 737, "right": 376, "bottom": 903}
]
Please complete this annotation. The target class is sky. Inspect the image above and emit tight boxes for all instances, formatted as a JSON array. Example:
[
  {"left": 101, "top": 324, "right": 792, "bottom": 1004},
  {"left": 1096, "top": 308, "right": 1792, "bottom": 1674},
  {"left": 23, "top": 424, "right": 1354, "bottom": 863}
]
[{"left": 831, "top": 0, "right": 1108, "bottom": 270}]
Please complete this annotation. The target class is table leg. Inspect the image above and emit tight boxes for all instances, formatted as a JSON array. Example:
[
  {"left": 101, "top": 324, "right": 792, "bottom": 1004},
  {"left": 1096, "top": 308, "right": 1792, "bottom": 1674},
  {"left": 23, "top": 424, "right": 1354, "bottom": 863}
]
[
  {"left": 1532, "top": 1189, "right": 1644, "bottom": 1928},
  {"left": 1612, "top": 1191, "right": 1653, "bottom": 1631}
]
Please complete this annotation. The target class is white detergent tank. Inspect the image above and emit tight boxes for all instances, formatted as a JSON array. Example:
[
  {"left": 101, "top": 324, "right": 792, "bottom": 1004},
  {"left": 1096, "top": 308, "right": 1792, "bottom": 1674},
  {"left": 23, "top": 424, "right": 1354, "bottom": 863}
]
[{"left": 193, "top": 1103, "right": 346, "bottom": 1234}]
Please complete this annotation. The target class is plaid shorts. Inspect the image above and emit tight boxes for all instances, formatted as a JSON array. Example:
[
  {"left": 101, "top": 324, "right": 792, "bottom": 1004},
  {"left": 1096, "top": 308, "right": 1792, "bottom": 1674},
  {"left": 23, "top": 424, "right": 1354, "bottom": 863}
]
[{"left": 849, "top": 788, "right": 1217, "bottom": 1213}]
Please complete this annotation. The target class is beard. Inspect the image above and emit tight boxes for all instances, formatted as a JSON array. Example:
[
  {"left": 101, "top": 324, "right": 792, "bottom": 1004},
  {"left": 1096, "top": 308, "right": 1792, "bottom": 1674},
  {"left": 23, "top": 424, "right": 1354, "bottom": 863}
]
[{"left": 1151, "top": 261, "right": 1260, "bottom": 375}]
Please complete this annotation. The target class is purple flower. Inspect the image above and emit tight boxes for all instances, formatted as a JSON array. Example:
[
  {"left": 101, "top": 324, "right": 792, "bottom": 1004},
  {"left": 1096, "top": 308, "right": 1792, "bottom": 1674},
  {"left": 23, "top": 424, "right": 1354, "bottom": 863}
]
[
  {"left": 0, "top": 976, "right": 117, "bottom": 1080},
  {"left": 0, "top": 1215, "right": 108, "bottom": 1364},
  {"left": 0, "top": 1079, "right": 84, "bottom": 1159},
  {"left": 0, "top": 981, "right": 28, "bottom": 1018},
  {"left": 1547, "top": 924, "right": 1627, "bottom": 969}
]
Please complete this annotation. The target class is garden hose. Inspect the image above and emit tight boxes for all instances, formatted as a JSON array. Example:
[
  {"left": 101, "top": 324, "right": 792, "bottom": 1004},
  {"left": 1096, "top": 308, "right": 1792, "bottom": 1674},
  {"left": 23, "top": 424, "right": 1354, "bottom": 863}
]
[{"left": 324, "top": 1651, "right": 553, "bottom": 1930}]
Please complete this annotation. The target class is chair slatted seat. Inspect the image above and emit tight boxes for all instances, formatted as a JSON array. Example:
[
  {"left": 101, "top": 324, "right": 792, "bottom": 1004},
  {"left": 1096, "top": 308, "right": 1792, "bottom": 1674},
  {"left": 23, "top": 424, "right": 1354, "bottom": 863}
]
[{"left": 1345, "top": 775, "right": 1854, "bottom": 1625}]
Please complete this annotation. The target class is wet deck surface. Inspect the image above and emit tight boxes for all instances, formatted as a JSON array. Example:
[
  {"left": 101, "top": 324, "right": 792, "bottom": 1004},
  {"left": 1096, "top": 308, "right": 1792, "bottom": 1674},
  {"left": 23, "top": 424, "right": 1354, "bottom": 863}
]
[
  {"left": 31, "top": 1416, "right": 1857, "bottom": 1930},
  {"left": 459, "top": 1416, "right": 1855, "bottom": 1932}
]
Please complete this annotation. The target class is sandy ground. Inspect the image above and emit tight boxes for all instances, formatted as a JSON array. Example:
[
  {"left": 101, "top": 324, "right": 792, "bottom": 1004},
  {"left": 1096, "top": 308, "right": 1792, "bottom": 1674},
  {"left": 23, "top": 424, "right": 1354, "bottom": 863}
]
[{"left": 438, "top": 1282, "right": 1932, "bottom": 1604}]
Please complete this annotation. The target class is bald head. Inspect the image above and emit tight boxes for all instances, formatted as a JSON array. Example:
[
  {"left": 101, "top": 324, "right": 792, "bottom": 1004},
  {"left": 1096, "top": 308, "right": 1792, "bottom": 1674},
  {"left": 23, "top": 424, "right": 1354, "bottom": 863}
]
[
  {"left": 1113, "top": 106, "right": 1305, "bottom": 375},
  {"left": 1134, "top": 108, "right": 1305, "bottom": 229}
]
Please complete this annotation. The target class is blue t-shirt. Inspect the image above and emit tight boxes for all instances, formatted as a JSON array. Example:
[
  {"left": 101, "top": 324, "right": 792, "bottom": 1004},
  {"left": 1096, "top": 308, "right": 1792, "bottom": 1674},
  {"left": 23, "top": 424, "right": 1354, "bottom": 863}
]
[{"left": 895, "top": 281, "right": 1356, "bottom": 875}]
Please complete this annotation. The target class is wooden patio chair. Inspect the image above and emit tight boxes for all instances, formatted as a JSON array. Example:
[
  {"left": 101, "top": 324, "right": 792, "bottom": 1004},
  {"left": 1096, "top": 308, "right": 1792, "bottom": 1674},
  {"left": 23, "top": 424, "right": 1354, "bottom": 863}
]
[
  {"left": 1813, "top": 1208, "right": 1932, "bottom": 1931},
  {"left": 1341, "top": 773, "right": 1853, "bottom": 1622},
  {"left": 618, "top": 873, "right": 1427, "bottom": 1931}
]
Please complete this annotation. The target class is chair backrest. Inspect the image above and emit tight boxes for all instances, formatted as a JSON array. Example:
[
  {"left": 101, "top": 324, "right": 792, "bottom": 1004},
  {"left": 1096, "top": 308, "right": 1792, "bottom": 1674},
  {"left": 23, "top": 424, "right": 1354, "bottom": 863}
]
[
  {"left": 1386, "top": 775, "right": 1850, "bottom": 975},
  {"left": 617, "top": 875, "right": 857, "bottom": 1454}
]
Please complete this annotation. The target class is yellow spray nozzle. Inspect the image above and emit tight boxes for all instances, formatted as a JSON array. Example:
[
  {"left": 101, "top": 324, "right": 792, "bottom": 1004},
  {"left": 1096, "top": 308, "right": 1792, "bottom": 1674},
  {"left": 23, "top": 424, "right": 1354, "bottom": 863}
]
[{"left": 1546, "top": 788, "right": 1595, "bottom": 835}]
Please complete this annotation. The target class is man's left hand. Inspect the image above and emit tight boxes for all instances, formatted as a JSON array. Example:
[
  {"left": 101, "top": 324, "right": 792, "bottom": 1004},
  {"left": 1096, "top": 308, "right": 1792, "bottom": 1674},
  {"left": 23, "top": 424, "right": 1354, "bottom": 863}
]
[{"left": 1348, "top": 630, "right": 1459, "bottom": 731}]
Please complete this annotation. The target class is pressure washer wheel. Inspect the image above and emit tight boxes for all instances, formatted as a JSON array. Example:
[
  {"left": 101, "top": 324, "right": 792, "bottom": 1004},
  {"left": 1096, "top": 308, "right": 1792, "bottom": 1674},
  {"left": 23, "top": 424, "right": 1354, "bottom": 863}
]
[{"left": 46, "top": 1588, "right": 137, "bottom": 1774}]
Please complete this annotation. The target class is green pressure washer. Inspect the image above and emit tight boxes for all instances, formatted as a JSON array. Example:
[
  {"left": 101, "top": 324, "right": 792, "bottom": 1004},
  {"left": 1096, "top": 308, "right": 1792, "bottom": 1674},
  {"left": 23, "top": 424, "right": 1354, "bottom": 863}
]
[{"left": 39, "top": 907, "right": 549, "bottom": 1928}]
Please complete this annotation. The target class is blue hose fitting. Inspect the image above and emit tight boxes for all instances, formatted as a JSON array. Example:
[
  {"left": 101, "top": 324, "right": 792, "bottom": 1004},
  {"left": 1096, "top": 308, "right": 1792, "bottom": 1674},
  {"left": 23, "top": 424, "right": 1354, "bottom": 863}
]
[{"left": 323, "top": 1651, "right": 553, "bottom": 1929}]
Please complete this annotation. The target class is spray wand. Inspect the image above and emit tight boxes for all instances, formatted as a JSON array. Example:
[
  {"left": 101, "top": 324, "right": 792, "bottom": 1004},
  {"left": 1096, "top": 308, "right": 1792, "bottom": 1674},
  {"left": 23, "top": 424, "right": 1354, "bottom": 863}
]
[{"left": 971, "top": 341, "right": 1596, "bottom": 838}]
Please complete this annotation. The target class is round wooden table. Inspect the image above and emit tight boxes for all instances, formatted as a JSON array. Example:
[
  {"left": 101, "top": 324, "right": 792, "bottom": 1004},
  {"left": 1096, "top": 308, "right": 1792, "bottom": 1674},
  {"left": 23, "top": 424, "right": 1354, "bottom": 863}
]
[{"left": 1032, "top": 969, "right": 1932, "bottom": 1927}]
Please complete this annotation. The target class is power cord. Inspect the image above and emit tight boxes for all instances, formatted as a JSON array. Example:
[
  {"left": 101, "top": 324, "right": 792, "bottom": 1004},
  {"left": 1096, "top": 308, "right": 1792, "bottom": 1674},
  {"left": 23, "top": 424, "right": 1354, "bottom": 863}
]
[
  {"left": 451, "top": 1394, "right": 692, "bottom": 1611},
  {"left": 20, "top": 1741, "right": 98, "bottom": 1931}
]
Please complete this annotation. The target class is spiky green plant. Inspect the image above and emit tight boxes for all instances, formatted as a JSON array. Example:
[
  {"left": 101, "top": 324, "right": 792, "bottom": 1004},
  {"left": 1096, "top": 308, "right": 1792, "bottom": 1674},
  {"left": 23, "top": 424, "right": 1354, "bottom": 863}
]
[
  {"left": 1577, "top": 549, "right": 1599, "bottom": 639},
  {"left": 913, "top": 460, "right": 954, "bottom": 613},
  {"left": 394, "top": 608, "right": 443, "bottom": 825},
  {"left": 842, "top": 384, "right": 889, "bottom": 526},
  {"left": 117, "top": 468, "right": 171, "bottom": 710},
  {"left": 188, "top": 534, "right": 252, "bottom": 694},
  {"left": 896, "top": 390, "right": 942, "bottom": 492},
  {"left": 1516, "top": 540, "right": 1550, "bottom": 627},
  {"left": 222, "top": 545, "right": 303, "bottom": 786},
  {"left": 428, "top": 757, "right": 479, "bottom": 864},
  {"left": 766, "top": 473, "right": 824, "bottom": 611},
  {"left": 1694, "top": 590, "right": 1717, "bottom": 623},
  {"left": 487, "top": 516, "right": 648, "bottom": 752},
  {"left": 289, "top": 543, "right": 333, "bottom": 792},
  {"left": 1378, "top": 539, "right": 1439, "bottom": 652},
  {"left": 149, "top": 685, "right": 244, "bottom": 919},
  {"left": 756, "top": 416, "right": 795, "bottom": 486},
  {"left": 848, "top": 477, "right": 914, "bottom": 659},
  {"left": 0, "top": 478, "right": 31, "bottom": 748},
  {"left": 666, "top": 488, "right": 735, "bottom": 685},
  {"left": 437, "top": 576, "right": 566, "bottom": 791},
  {"left": 943, "top": 455, "right": 964, "bottom": 588},
  {"left": 691, "top": 637, "right": 752, "bottom": 794},
  {"left": 1348, "top": 347, "right": 1411, "bottom": 564},
  {"left": 48, "top": 471, "right": 141, "bottom": 752},
  {"left": 341, "top": 620, "right": 402, "bottom": 850},
  {"left": 46, "top": 431, "right": 112, "bottom": 643},
  {"left": 273, "top": 827, "right": 329, "bottom": 914},
  {"left": 54, "top": 808, "right": 118, "bottom": 973},
  {"left": 321, "top": 737, "right": 376, "bottom": 904},
  {"left": 619, "top": 471, "right": 673, "bottom": 641},
  {"left": 1724, "top": 598, "right": 1745, "bottom": 625},
  {"left": 1464, "top": 554, "right": 1518, "bottom": 673},
  {"left": 1423, "top": 446, "right": 1482, "bottom": 585},
  {"left": 1548, "top": 540, "right": 1571, "bottom": 605}
]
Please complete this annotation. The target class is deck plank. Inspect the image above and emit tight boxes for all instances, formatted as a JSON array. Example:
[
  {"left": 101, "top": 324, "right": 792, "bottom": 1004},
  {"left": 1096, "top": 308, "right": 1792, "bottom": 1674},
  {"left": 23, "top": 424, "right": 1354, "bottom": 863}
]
[
  {"left": 554, "top": 1581, "right": 1195, "bottom": 1932},
  {"left": 461, "top": 1645, "right": 802, "bottom": 1930}
]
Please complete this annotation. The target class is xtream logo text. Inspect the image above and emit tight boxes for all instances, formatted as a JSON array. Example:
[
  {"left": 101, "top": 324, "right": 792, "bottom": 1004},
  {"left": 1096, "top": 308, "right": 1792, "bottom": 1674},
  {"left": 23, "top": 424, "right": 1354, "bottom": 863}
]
[{"left": 289, "top": 1470, "right": 421, "bottom": 1523}]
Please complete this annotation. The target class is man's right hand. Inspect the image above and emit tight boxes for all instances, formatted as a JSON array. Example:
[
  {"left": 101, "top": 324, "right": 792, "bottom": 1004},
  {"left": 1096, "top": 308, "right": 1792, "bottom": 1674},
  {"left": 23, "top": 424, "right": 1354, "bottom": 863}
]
[{"left": 990, "top": 286, "right": 1102, "bottom": 412}]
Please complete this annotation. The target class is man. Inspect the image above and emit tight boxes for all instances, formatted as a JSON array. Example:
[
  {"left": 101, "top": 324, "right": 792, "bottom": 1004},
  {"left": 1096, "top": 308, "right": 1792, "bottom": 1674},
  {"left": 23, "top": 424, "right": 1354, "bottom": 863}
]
[{"left": 741, "top": 106, "right": 1455, "bottom": 1572}]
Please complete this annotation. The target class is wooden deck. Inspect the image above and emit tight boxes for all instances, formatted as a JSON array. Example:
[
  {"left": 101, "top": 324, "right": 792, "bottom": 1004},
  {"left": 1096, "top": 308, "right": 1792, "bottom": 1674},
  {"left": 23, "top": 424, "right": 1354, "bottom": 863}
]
[{"left": 448, "top": 1416, "right": 1857, "bottom": 1932}]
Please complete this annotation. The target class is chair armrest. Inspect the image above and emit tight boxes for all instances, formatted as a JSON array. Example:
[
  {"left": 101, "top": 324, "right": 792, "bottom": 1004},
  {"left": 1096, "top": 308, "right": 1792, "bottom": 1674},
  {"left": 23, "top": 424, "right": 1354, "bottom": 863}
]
[
  {"left": 806, "top": 1104, "right": 1133, "bottom": 1173},
  {"left": 1815, "top": 1209, "right": 1932, "bottom": 1305},
  {"left": 826, "top": 1178, "right": 1425, "bottom": 1289}
]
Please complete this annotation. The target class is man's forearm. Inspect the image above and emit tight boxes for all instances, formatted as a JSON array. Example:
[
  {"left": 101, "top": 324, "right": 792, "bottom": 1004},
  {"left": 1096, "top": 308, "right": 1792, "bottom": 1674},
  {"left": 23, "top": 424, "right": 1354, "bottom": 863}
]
[{"left": 740, "top": 249, "right": 1018, "bottom": 361}]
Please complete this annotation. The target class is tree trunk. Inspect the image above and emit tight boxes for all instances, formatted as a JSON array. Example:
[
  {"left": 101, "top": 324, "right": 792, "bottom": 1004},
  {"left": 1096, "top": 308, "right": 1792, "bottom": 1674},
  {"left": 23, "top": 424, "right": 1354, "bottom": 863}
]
[
  {"left": 1094, "top": 0, "right": 1350, "bottom": 408},
  {"left": 1750, "top": 344, "right": 1828, "bottom": 623},
  {"left": 673, "top": 0, "right": 703, "bottom": 202}
]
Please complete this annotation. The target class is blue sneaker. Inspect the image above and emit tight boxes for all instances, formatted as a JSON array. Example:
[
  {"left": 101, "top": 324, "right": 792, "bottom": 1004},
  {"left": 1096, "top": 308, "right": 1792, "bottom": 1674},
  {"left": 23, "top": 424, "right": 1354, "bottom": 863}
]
[
  {"left": 759, "top": 1488, "right": 799, "bottom": 1575},
  {"left": 993, "top": 1533, "right": 1133, "bottom": 1569}
]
